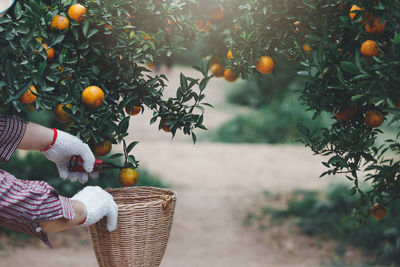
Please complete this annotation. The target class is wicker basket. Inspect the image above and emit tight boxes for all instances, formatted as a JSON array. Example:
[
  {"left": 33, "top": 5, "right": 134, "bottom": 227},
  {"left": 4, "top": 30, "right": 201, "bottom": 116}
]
[{"left": 89, "top": 187, "right": 177, "bottom": 267}]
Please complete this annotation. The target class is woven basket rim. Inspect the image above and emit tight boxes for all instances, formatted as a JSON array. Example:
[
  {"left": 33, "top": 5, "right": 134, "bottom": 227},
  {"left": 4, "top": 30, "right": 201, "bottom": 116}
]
[{"left": 105, "top": 186, "right": 177, "bottom": 209}]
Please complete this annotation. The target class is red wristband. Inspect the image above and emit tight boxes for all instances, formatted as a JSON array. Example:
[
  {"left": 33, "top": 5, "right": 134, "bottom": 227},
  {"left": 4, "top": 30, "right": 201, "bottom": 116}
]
[
  {"left": 40, "top": 128, "right": 57, "bottom": 152},
  {"left": 77, "top": 216, "right": 87, "bottom": 226}
]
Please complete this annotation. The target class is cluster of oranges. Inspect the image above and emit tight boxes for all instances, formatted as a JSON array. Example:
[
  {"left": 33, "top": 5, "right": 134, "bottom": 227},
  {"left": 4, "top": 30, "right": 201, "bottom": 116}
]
[
  {"left": 197, "top": 6, "right": 225, "bottom": 33},
  {"left": 210, "top": 50, "right": 275, "bottom": 82},
  {"left": 332, "top": 3, "right": 388, "bottom": 137},
  {"left": 349, "top": 4, "right": 385, "bottom": 58},
  {"left": 334, "top": 106, "right": 385, "bottom": 128}
]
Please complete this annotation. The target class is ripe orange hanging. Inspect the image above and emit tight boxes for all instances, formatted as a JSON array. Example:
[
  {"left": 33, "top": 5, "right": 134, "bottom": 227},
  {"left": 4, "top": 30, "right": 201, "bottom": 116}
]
[
  {"left": 334, "top": 106, "right": 358, "bottom": 121},
  {"left": 54, "top": 103, "right": 72, "bottom": 122},
  {"left": 303, "top": 44, "right": 312, "bottom": 53},
  {"left": 349, "top": 5, "right": 362, "bottom": 20},
  {"left": 68, "top": 4, "right": 86, "bottom": 23},
  {"left": 226, "top": 50, "right": 234, "bottom": 60},
  {"left": 365, "top": 17, "right": 386, "bottom": 34},
  {"left": 82, "top": 86, "right": 105, "bottom": 108},
  {"left": 125, "top": 105, "right": 142, "bottom": 116},
  {"left": 256, "top": 56, "right": 274, "bottom": 74},
  {"left": 92, "top": 140, "right": 112, "bottom": 157},
  {"left": 50, "top": 15, "right": 69, "bottom": 30},
  {"left": 370, "top": 203, "right": 387, "bottom": 220},
  {"left": 361, "top": 40, "right": 379, "bottom": 57},
  {"left": 42, "top": 43, "right": 54, "bottom": 61},
  {"left": 210, "top": 7, "right": 225, "bottom": 21},
  {"left": 365, "top": 110, "right": 384, "bottom": 127},
  {"left": 161, "top": 119, "right": 172, "bottom": 132},
  {"left": 119, "top": 168, "right": 139, "bottom": 187},
  {"left": 224, "top": 69, "right": 238, "bottom": 82},
  {"left": 20, "top": 85, "right": 37, "bottom": 104},
  {"left": 210, "top": 64, "right": 225, "bottom": 77}
]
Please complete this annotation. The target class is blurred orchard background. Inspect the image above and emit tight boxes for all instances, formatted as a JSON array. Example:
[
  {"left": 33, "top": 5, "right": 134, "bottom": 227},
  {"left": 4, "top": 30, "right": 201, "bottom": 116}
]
[{"left": 1, "top": 0, "right": 400, "bottom": 266}]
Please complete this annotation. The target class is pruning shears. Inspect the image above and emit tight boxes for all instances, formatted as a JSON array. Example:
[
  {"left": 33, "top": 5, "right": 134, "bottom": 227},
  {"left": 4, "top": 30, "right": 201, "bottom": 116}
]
[{"left": 68, "top": 156, "right": 124, "bottom": 173}]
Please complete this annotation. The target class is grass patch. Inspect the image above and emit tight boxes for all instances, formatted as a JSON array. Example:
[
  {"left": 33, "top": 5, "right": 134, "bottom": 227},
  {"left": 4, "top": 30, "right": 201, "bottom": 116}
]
[{"left": 247, "top": 184, "right": 400, "bottom": 266}]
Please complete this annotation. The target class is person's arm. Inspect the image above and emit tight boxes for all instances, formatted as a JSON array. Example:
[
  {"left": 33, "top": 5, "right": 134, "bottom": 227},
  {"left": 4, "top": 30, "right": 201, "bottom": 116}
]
[
  {"left": 39, "top": 200, "right": 87, "bottom": 234},
  {"left": 17, "top": 122, "right": 54, "bottom": 151}
]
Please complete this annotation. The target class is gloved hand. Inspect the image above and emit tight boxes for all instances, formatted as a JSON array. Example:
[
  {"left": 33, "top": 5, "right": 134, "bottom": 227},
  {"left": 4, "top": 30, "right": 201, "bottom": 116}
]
[
  {"left": 72, "top": 186, "right": 118, "bottom": 231},
  {"left": 41, "top": 129, "right": 95, "bottom": 183}
]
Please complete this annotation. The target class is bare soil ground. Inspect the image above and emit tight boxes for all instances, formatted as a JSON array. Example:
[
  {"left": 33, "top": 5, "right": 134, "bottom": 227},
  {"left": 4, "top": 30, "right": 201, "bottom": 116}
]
[{"left": 0, "top": 66, "right": 362, "bottom": 267}]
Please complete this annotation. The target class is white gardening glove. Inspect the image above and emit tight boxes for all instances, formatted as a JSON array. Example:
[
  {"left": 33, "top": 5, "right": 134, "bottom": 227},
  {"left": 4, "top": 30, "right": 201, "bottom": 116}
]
[
  {"left": 72, "top": 186, "right": 118, "bottom": 231},
  {"left": 42, "top": 129, "right": 95, "bottom": 183}
]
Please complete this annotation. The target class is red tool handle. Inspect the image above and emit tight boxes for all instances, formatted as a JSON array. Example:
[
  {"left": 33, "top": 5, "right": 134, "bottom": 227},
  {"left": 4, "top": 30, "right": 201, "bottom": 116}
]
[{"left": 68, "top": 156, "right": 104, "bottom": 172}]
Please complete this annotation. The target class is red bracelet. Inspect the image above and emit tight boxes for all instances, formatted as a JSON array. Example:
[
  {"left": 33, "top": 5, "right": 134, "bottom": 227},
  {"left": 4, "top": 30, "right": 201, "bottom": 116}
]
[
  {"left": 40, "top": 128, "right": 57, "bottom": 152},
  {"left": 77, "top": 216, "right": 87, "bottom": 226}
]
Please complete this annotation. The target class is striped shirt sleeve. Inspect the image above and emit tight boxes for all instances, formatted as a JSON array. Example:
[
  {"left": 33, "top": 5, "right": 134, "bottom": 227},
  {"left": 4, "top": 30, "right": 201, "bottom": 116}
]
[
  {"left": 0, "top": 115, "right": 27, "bottom": 162},
  {"left": 0, "top": 170, "right": 76, "bottom": 247}
]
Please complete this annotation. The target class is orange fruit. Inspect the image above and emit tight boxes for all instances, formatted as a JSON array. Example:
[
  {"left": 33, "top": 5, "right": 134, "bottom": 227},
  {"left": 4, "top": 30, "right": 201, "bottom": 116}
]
[
  {"left": 118, "top": 168, "right": 139, "bottom": 187},
  {"left": 361, "top": 40, "right": 379, "bottom": 57},
  {"left": 82, "top": 86, "right": 105, "bottom": 108},
  {"left": 68, "top": 4, "right": 86, "bottom": 23},
  {"left": 41, "top": 43, "right": 54, "bottom": 61},
  {"left": 50, "top": 15, "right": 70, "bottom": 30},
  {"left": 224, "top": 69, "right": 238, "bottom": 82},
  {"left": 104, "top": 24, "right": 113, "bottom": 31},
  {"left": 303, "top": 44, "right": 312, "bottom": 53},
  {"left": 365, "top": 17, "right": 386, "bottom": 34},
  {"left": 54, "top": 103, "right": 72, "bottom": 122},
  {"left": 370, "top": 203, "right": 387, "bottom": 220},
  {"left": 365, "top": 110, "right": 384, "bottom": 128},
  {"left": 20, "top": 85, "right": 37, "bottom": 104},
  {"left": 334, "top": 106, "right": 358, "bottom": 121},
  {"left": 197, "top": 19, "right": 212, "bottom": 33},
  {"left": 349, "top": 5, "right": 363, "bottom": 20},
  {"left": 227, "top": 50, "right": 234, "bottom": 60},
  {"left": 210, "top": 64, "right": 225, "bottom": 77},
  {"left": 210, "top": 56, "right": 221, "bottom": 67},
  {"left": 92, "top": 140, "right": 112, "bottom": 157},
  {"left": 256, "top": 56, "right": 275, "bottom": 74},
  {"left": 125, "top": 105, "right": 142, "bottom": 116},
  {"left": 210, "top": 6, "right": 225, "bottom": 21},
  {"left": 161, "top": 119, "right": 172, "bottom": 132}
]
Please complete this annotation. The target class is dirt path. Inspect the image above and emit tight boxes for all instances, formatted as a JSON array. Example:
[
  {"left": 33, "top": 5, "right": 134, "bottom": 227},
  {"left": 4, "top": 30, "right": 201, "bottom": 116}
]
[{"left": 0, "top": 66, "right": 353, "bottom": 267}]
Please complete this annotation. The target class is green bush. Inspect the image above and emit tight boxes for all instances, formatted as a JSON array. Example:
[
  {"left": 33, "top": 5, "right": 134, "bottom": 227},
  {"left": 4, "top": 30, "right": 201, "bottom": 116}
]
[
  {"left": 213, "top": 93, "right": 332, "bottom": 144},
  {"left": 248, "top": 185, "right": 400, "bottom": 265},
  {"left": 227, "top": 58, "right": 301, "bottom": 109}
]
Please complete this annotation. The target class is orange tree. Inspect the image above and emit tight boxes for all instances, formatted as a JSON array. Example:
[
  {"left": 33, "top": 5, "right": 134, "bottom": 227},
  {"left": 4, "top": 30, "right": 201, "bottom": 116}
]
[
  {"left": 201, "top": 0, "right": 400, "bottom": 220},
  {"left": 0, "top": 0, "right": 211, "bottom": 172}
]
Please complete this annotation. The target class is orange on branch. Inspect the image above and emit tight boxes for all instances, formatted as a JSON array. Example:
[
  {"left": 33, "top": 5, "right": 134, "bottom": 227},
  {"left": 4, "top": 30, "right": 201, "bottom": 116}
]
[
  {"left": 370, "top": 203, "right": 387, "bottom": 220},
  {"left": 227, "top": 50, "right": 234, "bottom": 60},
  {"left": 349, "top": 5, "right": 363, "bottom": 20},
  {"left": 125, "top": 105, "right": 142, "bottom": 116},
  {"left": 210, "top": 7, "right": 225, "bottom": 21},
  {"left": 361, "top": 40, "right": 379, "bottom": 57},
  {"left": 119, "top": 168, "right": 138, "bottom": 187},
  {"left": 210, "top": 64, "right": 225, "bottom": 77},
  {"left": 50, "top": 15, "right": 69, "bottom": 30},
  {"left": 256, "top": 56, "right": 274, "bottom": 74},
  {"left": 365, "top": 17, "right": 386, "bottom": 34},
  {"left": 20, "top": 85, "right": 37, "bottom": 104},
  {"left": 365, "top": 110, "right": 384, "bottom": 128},
  {"left": 54, "top": 103, "right": 72, "bottom": 122},
  {"left": 68, "top": 4, "right": 86, "bottom": 23},
  {"left": 161, "top": 119, "right": 172, "bottom": 132},
  {"left": 92, "top": 140, "right": 112, "bottom": 157},
  {"left": 303, "top": 44, "right": 312, "bottom": 53},
  {"left": 82, "top": 86, "right": 104, "bottom": 108},
  {"left": 334, "top": 106, "right": 358, "bottom": 121},
  {"left": 224, "top": 69, "right": 238, "bottom": 82},
  {"left": 42, "top": 43, "right": 54, "bottom": 61}
]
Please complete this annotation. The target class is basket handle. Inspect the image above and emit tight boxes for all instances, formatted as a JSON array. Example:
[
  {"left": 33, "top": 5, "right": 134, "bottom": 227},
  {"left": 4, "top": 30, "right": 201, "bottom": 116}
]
[{"left": 162, "top": 195, "right": 173, "bottom": 213}]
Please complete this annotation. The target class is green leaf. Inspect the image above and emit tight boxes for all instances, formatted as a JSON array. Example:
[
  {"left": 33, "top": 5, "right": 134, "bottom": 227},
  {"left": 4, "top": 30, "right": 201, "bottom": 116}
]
[
  {"left": 82, "top": 19, "right": 89, "bottom": 37},
  {"left": 340, "top": 61, "right": 360, "bottom": 74},
  {"left": 14, "top": 2, "right": 22, "bottom": 20}
]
